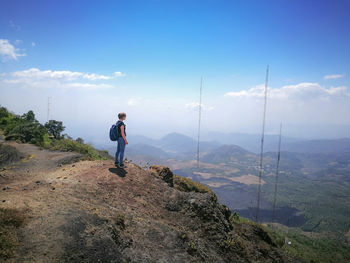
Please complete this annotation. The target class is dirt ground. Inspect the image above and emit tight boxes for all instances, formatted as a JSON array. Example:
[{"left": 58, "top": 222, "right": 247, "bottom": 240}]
[{"left": 0, "top": 142, "right": 299, "bottom": 263}]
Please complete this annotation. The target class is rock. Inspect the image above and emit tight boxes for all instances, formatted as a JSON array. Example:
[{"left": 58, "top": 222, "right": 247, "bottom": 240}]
[
  {"left": 149, "top": 165, "right": 174, "bottom": 187},
  {"left": 221, "top": 204, "right": 232, "bottom": 221}
]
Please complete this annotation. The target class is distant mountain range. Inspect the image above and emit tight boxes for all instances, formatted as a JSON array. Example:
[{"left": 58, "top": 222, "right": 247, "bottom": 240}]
[
  {"left": 200, "top": 144, "right": 255, "bottom": 163},
  {"left": 103, "top": 132, "right": 350, "bottom": 159},
  {"left": 202, "top": 132, "right": 350, "bottom": 153},
  {"left": 100, "top": 131, "right": 350, "bottom": 241},
  {"left": 106, "top": 132, "right": 219, "bottom": 161}
]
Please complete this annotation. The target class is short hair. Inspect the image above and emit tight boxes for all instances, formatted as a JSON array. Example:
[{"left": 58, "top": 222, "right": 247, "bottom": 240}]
[{"left": 118, "top": 112, "right": 126, "bottom": 119}]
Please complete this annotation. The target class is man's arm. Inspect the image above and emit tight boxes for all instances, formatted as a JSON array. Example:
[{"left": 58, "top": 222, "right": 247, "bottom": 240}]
[{"left": 120, "top": 125, "right": 128, "bottom": 144}]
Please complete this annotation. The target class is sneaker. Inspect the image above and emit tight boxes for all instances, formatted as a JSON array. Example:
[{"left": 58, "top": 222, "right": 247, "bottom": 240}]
[
  {"left": 114, "top": 162, "right": 119, "bottom": 167},
  {"left": 119, "top": 163, "right": 125, "bottom": 168}
]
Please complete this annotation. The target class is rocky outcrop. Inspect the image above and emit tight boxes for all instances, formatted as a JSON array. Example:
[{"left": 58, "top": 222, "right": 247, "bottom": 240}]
[
  {"left": 149, "top": 165, "right": 174, "bottom": 187},
  {"left": 0, "top": 142, "right": 300, "bottom": 262}
]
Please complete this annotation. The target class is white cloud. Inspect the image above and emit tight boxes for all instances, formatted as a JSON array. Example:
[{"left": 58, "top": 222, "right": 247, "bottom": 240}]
[
  {"left": 66, "top": 83, "right": 114, "bottom": 89},
  {"left": 2, "top": 68, "right": 118, "bottom": 90},
  {"left": 114, "top": 71, "right": 126, "bottom": 77},
  {"left": 225, "top": 83, "right": 349, "bottom": 100},
  {"left": 12, "top": 68, "right": 83, "bottom": 80},
  {"left": 11, "top": 68, "right": 113, "bottom": 81},
  {"left": 0, "top": 39, "right": 26, "bottom": 61},
  {"left": 324, "top": 74, "right": 344, "bottom": 80},
  {"left": 83, "top": 73, "right": 111, "bottom": 80},
  {"left": 1, "top": 78, "right": 350, "bottom": 139}
]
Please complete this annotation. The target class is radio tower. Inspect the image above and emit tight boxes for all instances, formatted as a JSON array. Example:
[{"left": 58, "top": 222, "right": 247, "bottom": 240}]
[
  {"left": 255, "top": 65, "right": 269, "bottom": 222},
  {"left": 47, "top": 97, "right": 51, "bottom": 122},
  {"left": 196, "top": 77, "right": 203, "bottom": 167},
  {"left": 272, "top": 122, "right": 282, "bottom": 222}
]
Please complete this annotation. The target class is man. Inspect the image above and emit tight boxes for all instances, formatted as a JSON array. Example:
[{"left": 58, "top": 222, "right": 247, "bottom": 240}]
[{"left": 115, "top": 112, "right": 128, "bottom": 168}]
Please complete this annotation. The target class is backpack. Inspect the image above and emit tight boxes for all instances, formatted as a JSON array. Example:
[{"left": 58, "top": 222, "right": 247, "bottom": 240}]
[{"left": 109, "top": 121, "right": 121, "bottom": 141}]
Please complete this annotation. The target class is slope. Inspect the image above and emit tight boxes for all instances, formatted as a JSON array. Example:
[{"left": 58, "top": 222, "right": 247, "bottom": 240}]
[{"left": 0, "top": 141, "right": 299, "bottom": 263}]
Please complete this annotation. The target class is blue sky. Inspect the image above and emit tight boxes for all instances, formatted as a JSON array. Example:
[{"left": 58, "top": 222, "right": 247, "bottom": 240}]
[{"left": 1, "top": 0, "right": 350, "bottom": 141}]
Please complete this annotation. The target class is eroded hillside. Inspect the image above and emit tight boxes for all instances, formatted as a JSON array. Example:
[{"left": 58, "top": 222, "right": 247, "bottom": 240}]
[{"left": 0, "top": 141, "right": 300, "bottom": 262}]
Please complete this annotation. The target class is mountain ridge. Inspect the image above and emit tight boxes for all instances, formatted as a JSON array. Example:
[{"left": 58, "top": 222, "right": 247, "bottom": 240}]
[{"left": 0, "top": 140, "right": 300, "bottom": 262}]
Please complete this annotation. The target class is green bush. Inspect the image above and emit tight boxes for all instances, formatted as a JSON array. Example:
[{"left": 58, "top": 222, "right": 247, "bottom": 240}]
[
  {"left": 0, "top": 107, "right": 10, "bottom": 120},
  {"left": 5, "top": 121, "right": 47, "bottom": 145},
  {"left": 0, "top": 106, "right": 111, "bottom": 160},
  {"left": 0, "top": 108, "right": 46, "bottom": 146},
  {"left": 48, "top": 138, "right": 108, "bottom": 160},
  {"left": 173, "top": 174, "right": 214, "bottom": 195},
  {"left": 0, "top": 144, "right": 22, "bottom": 167}
]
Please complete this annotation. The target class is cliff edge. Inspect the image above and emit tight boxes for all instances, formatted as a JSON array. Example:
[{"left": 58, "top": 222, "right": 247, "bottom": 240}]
[{"left": 0, "top": 141, "right": 300, "bottom": 262}]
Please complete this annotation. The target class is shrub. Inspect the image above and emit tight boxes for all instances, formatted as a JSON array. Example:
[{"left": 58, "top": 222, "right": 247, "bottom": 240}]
[
  {"left": 76, "top": 137, "right": 84, "bottom": 144},
  {"left": 48, "top": 139, "right": 108, "bottom": 160},
  {"left": 173, "top": 174, "right": 214, "bottom": 195},
  {"left": 0, "top": 109, "right": 47, "bottom": 146},
  {"left": 0, "top": 106, "right": 110, "bottom": 161},
  {"left": 0, "top": 144, "right": 22, "bottom": 167},
  {"left": 5, "top": 121, "right": 47, "bottom": 145},
  {"left": 0, "top": 208, "right": 26, "bottom": 260},
  {"left": 0, "top": 107, "right": 9, "bottom": 120}
]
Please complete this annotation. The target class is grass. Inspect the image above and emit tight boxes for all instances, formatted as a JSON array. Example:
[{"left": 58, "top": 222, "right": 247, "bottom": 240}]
[
  {"left": 230, "top": 212, "right": 350, "bottom": 263},
  {"left": 278, "top": 229, "right": 350, "bottom": 263},
  {"left": 111, "top": 212, "right": 126, "bottom": 230},
  {"left": 46, "top": 138, "right": 110, "bottom": 160},
  {"left": 173, "top": 174, "right": 214, "bottom": 195},
  {"left": 262, "top": 172, "right": 350, "bottom": 234},
  {"left": 0, "top": 208, "right": 26, "bottom": 260}
]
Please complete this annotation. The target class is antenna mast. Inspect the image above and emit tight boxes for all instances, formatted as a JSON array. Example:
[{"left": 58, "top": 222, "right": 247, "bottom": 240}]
[
  {"left": 197, "top": 77, "right": 203, "bottom": 166},
  {"left": 255, "top": 65, "right": 269, "bottom": 222},
  {"left": 272, "top": 122, "right": 282, "bottom": 222},
  {"left": 47, "top": 97, "right": 51, "bottom": 122}
]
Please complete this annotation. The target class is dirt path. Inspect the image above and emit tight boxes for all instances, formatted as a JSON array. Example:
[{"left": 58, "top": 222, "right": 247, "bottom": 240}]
[{"left": 0, "top": 142, "right": 192, "bottom": 262}]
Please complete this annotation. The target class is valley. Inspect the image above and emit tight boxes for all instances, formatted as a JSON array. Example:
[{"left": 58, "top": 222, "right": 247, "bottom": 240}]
[{"left": 104, "top": 132, "right": 350, "bottom": 244}]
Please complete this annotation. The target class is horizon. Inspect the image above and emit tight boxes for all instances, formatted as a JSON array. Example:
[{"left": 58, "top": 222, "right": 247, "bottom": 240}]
[{"left": 1, "top": 0, "right": 350, "bottom": 142}]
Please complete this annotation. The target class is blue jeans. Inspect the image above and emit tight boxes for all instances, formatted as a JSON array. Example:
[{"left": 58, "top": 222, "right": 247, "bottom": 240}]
[{"left": 115, "top": 137, "right": 126, "bottom": 165}]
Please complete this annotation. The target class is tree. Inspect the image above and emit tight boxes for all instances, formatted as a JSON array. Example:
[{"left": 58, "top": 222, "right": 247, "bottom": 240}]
[
  {"left": 76, "top": 137, "right": 84, "bottom": 144},
  {"left": 44, "top": 120, "right": 65, "bottom": 139},
  {"left": 0, "top": 106, "right": 9, "bottom": 119},
  {"left": 21, "top": 110, "right": 36, "bottom": 122},
  {"left": 6, "top": 121, "right": 47, "bottom": 145}
]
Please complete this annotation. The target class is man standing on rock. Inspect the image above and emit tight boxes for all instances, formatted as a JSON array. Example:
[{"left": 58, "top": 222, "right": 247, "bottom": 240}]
[{"left": 115, "top": 112, "right": 128, "bottom": 168}]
